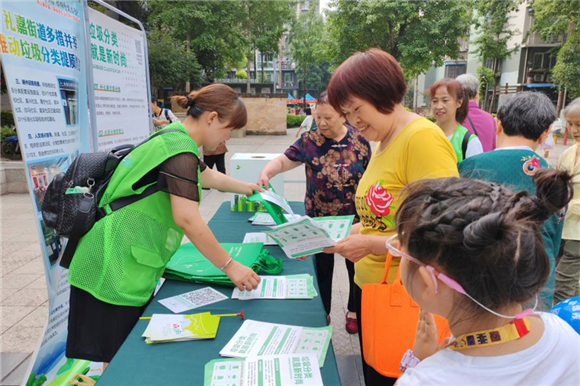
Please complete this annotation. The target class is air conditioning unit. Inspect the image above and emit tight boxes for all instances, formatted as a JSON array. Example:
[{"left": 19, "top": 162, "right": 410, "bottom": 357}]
[{"left": 533, "top": 74, "right": 545, "bottom": 82}]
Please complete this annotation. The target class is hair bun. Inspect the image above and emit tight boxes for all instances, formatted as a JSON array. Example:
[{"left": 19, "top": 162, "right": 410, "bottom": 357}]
[{"left": 462, "top": 212, "right": 504, "bottom": 250}]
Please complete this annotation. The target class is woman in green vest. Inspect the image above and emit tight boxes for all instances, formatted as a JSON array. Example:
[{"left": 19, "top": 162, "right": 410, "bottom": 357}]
[
  {"left": 66, "top": 84, "right": 262, "bottom": 366},
  {"left": 430, "top": 78, "right": 484, "bottom": 162}
]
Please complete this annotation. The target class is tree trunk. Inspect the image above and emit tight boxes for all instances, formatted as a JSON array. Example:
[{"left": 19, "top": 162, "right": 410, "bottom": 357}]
[
  {"left": 488, "top": 58, "right": 498, "bottom": 113},
  {"left": 261, "top": 55, "right": 265, "bottom": 83},
  {"left": 186, "top": 33, "right": 191, "bottom": 92},
  {"left": 303, "top": 66, "right": 308, "bottom": 109},
  {"left": 246, "top": 8, "right": 252, "bottom": 94},
  {"left": 254, "top": 50, "right": 258, "bottom": 82},
  {"left": 556, "top": 86, "right": 564, "bottom": 117}
]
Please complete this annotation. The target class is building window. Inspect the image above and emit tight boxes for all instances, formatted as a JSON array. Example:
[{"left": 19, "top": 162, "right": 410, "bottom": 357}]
[
  {"left": 532, "top": 52, "right": 544, "bottom": 69},
  {"left": 445, "top": 64, "right": 467, "bottom": 79}
]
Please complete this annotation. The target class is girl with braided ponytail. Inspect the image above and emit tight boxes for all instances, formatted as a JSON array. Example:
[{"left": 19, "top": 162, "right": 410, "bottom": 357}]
[{"left": 391, "top": 171, "right": 579, "bottom": 386}]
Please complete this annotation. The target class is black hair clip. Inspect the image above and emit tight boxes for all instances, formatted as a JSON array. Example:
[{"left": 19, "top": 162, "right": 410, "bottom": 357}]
[{"left": 186, "top": 97, "right": 195, "bottom": 107}]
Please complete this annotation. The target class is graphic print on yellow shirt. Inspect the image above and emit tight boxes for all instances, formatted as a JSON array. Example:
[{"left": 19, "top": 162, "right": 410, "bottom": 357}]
[{"left": 357, "top": 180, "right": 395, "bottom": 231}]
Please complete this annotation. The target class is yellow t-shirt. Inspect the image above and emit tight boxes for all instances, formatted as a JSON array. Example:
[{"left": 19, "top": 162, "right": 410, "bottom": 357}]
[{"left": 354, "top": 117, "right": 459, "bottom": 287}]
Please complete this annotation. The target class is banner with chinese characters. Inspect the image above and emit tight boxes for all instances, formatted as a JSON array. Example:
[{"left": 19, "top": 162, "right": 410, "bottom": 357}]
[
  {"left": 0, "top": 1, "right": 104, "bottom": 385},
  {"left": 88, "top": 7, "right": 150, "bottom": 152}
]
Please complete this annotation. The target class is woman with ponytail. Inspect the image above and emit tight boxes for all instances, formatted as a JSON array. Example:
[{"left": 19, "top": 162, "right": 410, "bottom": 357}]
[
  {"left": 66, "top": 84, "right": 261, "bottom": 366},
  {"left": 392, "top": 170, "right": 578, "bottom": 386}
]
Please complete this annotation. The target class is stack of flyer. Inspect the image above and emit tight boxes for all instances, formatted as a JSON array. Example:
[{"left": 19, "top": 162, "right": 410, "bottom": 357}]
[
  {"left": 142, "top": 312, "right": 220, "bottom": 344},
  {"left": 204, "top": 354, "right": 323, "bottom": 386},
  {"left": 219, "top": 320, "right": 332, "bottom": 367},
  {"left": 231, "top": 274, "right": 318, "bottom": 300},
  {"left": 204, "top": 319, "right": 331, "bottom": 386}
]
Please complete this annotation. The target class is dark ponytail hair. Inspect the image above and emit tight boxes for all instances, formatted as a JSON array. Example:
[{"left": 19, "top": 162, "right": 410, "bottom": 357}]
[
  {"left": 172, "top": 84, "right": 247, "bottom": 129},
  {"left": 395, "top": 169, "right": 573, "bottom": 314}
]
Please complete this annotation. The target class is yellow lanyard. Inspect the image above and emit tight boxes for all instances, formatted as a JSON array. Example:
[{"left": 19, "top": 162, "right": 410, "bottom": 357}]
[{"left": 449, "top": 317, "right": 531, "bottom": 350}]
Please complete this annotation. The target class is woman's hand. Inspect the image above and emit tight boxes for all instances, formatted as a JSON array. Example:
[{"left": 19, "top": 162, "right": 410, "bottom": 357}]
[
  {"left": 257, "top": 171, "right": 270, "bottom": 189},
  {"left": 223, "top": 260, "right": 261, "bottom": 291},
  {"left": 413, "top": 309, "right": 449, "bottom": 360},
  {"left": 244, "top": 182, "right": 264, "bottom": 196},
  {"left": 323, "top": 234, "right": 373, "bottom": 263}
]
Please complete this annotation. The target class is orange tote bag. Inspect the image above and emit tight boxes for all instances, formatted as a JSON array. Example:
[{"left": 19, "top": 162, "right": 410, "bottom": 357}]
[{"left": 361, "top": 252, "right": 450, "bottom": 378}]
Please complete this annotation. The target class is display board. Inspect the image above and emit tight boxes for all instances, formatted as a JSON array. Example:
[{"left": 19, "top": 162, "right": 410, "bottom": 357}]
[
  {"left": 88, "top": 7, "right": 150, "bottom": 151},
  {"left": 0, "top": 1, "right": 100, "bottom": 385}
]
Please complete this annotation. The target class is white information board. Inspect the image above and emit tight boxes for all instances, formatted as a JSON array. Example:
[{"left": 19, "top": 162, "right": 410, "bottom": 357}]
[{"left": 88, "top": 8, "right": 150, "bottom": 151}]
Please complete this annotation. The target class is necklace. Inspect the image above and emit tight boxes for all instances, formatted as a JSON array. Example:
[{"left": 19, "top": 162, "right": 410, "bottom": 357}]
[{"left": 448, "top": 317, "right": 531, "bottom": 351}]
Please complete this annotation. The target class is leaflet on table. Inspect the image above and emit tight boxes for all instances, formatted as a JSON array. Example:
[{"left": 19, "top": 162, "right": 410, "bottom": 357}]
[
  {"left": 204, "top": 354, "right": 323, "bottom": 386},
  {"left": 142, "top": 312, "right": 220, "bottom": 344},
  {"left": 153, "top": 278, "right": 166, "bottom": 297},
  {"left": 219, "top": 320, "right": 332, "bottom": 367},
  {"left": 232, "top": 275, "right": 318, "bottom": 300},
  {"left": 249, "top": 213, "right": 302, "bottom": 226},
  {"left": 242, "top": 232, "right": 278, "bottom": 245},
  {"left": 158, "top": 287, "right": 228, "bottom": 313},
  {"left": 264, "top": 216, "right": 354, "bottom": 259}
]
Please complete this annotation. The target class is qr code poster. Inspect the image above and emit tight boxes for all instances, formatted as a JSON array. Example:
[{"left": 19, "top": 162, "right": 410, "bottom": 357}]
[{"left": 158, "top": 287, "right": 228, "bottom": 313}]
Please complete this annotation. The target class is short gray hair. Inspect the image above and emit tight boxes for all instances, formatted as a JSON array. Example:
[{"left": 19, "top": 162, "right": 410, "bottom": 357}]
[
  {"left": 497, "top": 92, "right": 556, "bottom": 140},
  {"left": 456, "top": 74, "right": 479, "bottom": 99},
  {"left": 563, "top": 97, "right": 580, "bottom": 117}
]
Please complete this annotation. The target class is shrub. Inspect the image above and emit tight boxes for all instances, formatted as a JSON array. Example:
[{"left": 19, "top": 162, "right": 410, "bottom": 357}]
[
  {"left": 1, "top": 125, "right": 16, "bottom": 141},
  {"left": 287, "top": 114, "right": 304, "bottom": 128},
  {"left": 425, "top": 116, "right": 436, "bottom": 122},
  {"left": 1, "top": 110, "right": 15, "bottom": 127}
]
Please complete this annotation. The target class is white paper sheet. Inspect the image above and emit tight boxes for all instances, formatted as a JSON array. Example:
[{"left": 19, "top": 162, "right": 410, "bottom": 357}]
[
  {"left": 242, "top": 232, "right": 278, "bottom": 245},
  {"left": 219, "top": 320, "right": 332, "bottom": 367},
  {"left": 231, "top": 275, "right": 317, "bottom": 300},
  {"left": 205, "top": 354, "right": 323, "bottom": 386},
  {"left": 260, "top": 189, "right": 295, "bottom": 215}
]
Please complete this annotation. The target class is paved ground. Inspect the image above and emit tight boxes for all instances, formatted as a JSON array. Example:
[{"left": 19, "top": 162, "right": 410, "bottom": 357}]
[{"left": 0, "top": 128, "right": 572, "bottom": 386}]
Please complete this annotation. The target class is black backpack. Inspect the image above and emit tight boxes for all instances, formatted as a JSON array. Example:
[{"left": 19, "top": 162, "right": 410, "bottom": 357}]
[{"left": 42, "top": 128, "right": 182, "bottom": 269}]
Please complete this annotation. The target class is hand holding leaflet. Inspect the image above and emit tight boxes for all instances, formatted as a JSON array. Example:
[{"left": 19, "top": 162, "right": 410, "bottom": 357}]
[
  {"left": 232, "top": 275, "right": 318, "bottom": 300},
  {"left": 264, "top": 215, "right": 354, "bottom": 259}
]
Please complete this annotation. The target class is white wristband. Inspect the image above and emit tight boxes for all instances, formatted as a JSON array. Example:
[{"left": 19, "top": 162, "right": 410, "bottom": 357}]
[{"left": 399, "top": 349, "right": 421, "bottom": 372}]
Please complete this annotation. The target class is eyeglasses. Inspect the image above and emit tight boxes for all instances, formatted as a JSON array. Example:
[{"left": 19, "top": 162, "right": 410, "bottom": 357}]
[
  {"left": 385, "top": 234, "right": 466, "bottom": 295},
  {"left": 385, "top": 234, "right": 535, "bottom": 320}
]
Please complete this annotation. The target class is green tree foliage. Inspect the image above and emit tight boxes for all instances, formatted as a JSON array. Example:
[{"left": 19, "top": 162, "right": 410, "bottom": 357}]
[
  {"left": 241, "top": 1, "right": 293, "bottom": 87},
  {"left": 290, "top": 7, "right": 324, "bottom": 101},
  {"left": 324, "top": 0, "right": 473, "bottom": 77},
  {"left": 147, "top": 29, "right": 202, "bottom": 94},
  {"left": 146, "top": 0, "right": 246, "bottom": 80},
  {"left": 472, "top": 0, "right": 523, "bottom": 111},
  {"left": 531, "top": 0, "right": 580, "bottom": 98}
]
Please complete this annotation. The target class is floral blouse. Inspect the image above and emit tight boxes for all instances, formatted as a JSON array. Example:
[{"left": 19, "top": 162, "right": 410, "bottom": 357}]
[{"left": 284, "top": 125, "right": 371, "bottom": 219}]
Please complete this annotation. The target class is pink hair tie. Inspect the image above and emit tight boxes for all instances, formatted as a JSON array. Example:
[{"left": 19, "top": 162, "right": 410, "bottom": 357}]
[{"left": 514, "top": 308, "right": 533, "bottom": 319}]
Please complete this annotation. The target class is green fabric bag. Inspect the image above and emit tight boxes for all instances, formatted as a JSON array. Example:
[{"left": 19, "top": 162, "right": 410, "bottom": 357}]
[{"left": 164, "top": 243, "right": 283, "bottom": 286}]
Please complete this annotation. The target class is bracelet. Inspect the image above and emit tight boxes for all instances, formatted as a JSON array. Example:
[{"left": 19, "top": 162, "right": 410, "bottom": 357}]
[
  {"left": 219, "top": 257, "right": 233, "bottom": 271},
  {"left": 399, "top": 349, "right": 421, "bottom": 373}
]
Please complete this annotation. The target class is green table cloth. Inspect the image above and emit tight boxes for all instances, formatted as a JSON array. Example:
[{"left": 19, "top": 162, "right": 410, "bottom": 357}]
[{"left": 96, "top": 202, "right": 341, "bottom": 385}]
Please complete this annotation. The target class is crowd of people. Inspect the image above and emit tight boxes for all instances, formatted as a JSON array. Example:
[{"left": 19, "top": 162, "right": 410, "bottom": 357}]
[{"left": 67, "top": 48, "right": 579, "bottom": 385}]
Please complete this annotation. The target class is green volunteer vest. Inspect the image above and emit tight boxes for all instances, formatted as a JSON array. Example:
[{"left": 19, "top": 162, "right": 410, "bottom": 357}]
[
  {"left": 450, "top": 124, "right": 475, "bottom": 163},
  {"left": 68, "top": 123, "right": 202, "bottom": 306}
]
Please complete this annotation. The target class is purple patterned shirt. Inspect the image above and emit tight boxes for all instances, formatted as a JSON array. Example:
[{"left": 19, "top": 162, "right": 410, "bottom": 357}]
[{"left": 284, "top": 126, "right": 371, "bottom": 219}]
